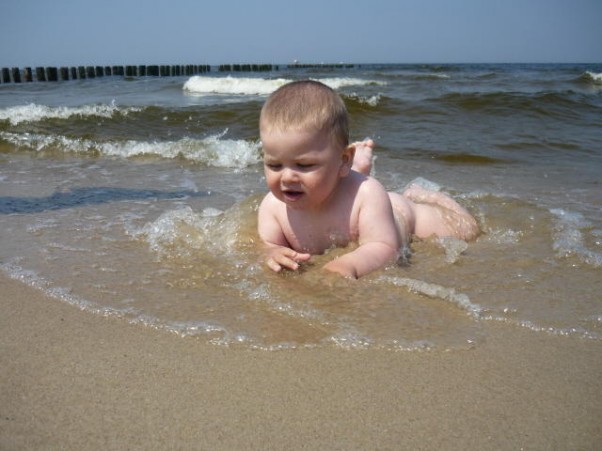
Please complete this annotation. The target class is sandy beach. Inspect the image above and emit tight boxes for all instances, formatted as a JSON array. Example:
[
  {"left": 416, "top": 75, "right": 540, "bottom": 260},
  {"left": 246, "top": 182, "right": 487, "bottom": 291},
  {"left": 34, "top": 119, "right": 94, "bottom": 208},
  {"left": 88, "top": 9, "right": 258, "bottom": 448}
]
[{"left": 1, "top": 273, "right": 600, "bottom": 450}]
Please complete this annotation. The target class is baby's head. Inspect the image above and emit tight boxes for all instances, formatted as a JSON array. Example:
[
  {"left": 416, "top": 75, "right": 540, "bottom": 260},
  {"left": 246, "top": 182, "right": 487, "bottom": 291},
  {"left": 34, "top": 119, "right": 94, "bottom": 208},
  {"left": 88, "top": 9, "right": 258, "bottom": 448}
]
[{"left": 260, "top": 80, "right": 349, "bottom": 150}]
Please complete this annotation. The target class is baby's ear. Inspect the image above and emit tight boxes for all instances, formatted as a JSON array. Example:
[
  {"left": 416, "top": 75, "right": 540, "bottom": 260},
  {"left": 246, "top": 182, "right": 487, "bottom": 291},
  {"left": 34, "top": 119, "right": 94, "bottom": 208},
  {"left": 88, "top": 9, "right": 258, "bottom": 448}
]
[{"left": 339, "top": 144, "right": 355, "bottom": 177}]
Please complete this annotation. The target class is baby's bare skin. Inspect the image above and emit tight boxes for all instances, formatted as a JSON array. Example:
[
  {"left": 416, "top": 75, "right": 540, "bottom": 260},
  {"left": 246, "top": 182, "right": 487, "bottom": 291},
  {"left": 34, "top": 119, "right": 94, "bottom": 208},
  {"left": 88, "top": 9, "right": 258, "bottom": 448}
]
[
  {"left": 258, "top": 80, "right": 478, "bottom": 278},
  {"left": 353, "top": 139, "right": 479, "bottom": 242},
  {"left": 258, "top": 129, "right": 400, "bottom": 278},
  {"left": 259, "top": 135, "right": 478, "bottom": 278}
]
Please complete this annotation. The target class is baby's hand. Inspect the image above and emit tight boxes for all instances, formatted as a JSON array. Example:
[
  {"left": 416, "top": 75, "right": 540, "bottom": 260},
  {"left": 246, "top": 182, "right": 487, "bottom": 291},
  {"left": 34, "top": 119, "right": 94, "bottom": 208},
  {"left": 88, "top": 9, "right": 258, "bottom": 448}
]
[{"left": 265, "top": 246, "right": 311, "bottom": 272}]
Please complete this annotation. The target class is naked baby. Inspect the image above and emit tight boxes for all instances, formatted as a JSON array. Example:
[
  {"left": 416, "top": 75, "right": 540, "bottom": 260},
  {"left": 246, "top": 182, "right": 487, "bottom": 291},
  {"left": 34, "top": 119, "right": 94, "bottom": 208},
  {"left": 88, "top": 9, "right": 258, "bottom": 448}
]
[{"left": 258, "top": 80, "right": 478, "bottom": 278}]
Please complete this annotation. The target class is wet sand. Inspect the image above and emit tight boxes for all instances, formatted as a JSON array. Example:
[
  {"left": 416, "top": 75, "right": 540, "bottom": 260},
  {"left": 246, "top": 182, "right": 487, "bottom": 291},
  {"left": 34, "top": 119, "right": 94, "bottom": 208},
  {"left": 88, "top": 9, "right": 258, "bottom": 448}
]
[{"left": 1, "top": 273, "right": 601, "bottom": 450}]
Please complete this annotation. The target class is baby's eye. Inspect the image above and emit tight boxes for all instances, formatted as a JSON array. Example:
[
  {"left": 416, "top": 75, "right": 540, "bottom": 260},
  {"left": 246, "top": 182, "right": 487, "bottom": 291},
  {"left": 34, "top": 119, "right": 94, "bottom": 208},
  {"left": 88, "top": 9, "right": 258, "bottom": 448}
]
[
  {"left": 265, "top": 162, "right": 282, "bottom": 170},
  {"left": 297, "top": 163, "right": 315, "bottom": 169}
]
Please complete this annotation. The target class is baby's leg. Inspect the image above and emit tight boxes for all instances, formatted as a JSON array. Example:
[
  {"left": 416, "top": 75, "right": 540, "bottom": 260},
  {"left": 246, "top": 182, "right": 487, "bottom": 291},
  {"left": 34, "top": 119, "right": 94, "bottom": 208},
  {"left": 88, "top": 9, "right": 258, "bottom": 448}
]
[
  {"left": 351, "top": 139, "right": 375, "bottom": 175},
  {"left": 402, "top": 183, "right": 479, "bottom": 241}
]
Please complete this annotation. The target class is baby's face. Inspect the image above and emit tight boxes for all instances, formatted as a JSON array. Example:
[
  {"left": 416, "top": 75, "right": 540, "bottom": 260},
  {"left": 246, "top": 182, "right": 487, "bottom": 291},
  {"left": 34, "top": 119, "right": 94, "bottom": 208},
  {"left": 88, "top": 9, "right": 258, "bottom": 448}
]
[{"left": 260, "top": 127, "right": 352, "bottom": 211}]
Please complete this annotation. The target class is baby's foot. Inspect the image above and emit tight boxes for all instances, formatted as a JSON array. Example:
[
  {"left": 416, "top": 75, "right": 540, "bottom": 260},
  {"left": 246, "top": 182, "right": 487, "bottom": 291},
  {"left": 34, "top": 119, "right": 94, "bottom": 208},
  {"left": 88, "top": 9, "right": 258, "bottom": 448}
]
[{"left": 351, "top": 139, "right": 375, "bottom": 175}]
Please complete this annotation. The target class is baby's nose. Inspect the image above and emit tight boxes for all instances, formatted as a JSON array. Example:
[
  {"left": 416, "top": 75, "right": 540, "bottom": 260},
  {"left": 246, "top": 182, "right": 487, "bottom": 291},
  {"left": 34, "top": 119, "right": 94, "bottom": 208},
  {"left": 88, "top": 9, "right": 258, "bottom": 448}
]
[{"left": 281, "top": 167, "right": 299, "bottom": 183}]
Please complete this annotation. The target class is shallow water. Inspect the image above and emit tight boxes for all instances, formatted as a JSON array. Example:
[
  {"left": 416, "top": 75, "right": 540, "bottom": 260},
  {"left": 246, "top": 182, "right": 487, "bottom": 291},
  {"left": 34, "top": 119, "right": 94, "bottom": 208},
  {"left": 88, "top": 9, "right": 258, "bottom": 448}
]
[{"left": 1, "top": 64, "right": 601, "bottom": 349}]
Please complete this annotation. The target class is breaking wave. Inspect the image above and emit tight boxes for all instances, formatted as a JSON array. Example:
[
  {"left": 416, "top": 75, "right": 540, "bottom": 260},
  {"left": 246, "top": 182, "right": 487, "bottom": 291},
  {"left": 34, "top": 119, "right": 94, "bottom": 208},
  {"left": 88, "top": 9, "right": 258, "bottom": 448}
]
[
  {"left": 183, "top": 75, "right": 386, "bottom": 96},
  {"left": 577, "top": 71, "right": 602, "bottom": 86},
  {"left": 0, "top": 101, "right": 141, "bottom": 125},
  {"left": 0, "top": 130, "right": 261, "bottom": 168}
]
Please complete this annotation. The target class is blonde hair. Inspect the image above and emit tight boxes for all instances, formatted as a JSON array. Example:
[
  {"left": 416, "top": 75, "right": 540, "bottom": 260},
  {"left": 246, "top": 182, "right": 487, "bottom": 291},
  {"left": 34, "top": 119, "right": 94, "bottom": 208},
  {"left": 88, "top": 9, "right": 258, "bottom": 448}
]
[{"left": 259, "top": 80, "right": 349, "bottom": 148}]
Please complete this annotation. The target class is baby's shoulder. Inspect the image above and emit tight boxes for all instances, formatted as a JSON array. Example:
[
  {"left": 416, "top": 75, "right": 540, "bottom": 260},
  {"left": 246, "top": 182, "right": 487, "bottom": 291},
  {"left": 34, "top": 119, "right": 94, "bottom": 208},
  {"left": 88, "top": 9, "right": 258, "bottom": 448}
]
[
  {"left": 342, "top": 174, "right": 391, "bottom": 221},
  {"left": 258, "top": 192, "right": 285, "bottom": 217},
  {"left": 351, "top": 173, "right": 389, "bottom": 199}
]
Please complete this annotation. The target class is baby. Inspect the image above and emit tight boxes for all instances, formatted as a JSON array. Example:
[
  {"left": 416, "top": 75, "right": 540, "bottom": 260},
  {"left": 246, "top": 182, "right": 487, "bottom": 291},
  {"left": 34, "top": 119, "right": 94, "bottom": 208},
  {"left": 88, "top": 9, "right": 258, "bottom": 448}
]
[{"left": 258, "top": 80, "right": 478, "bottom": 278}]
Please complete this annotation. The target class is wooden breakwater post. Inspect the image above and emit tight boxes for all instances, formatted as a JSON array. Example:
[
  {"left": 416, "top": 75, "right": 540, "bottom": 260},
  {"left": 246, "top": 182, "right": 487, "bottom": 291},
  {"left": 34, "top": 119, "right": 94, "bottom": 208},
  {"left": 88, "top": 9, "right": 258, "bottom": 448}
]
[
  {"left": 36, "top": 67, "right": 47, "bottom": 82},
  {"left": 2, "top": 68, "right": 11, "bottom": 83},
  {"left": 60, "top": 67, "right": 69, "bottom": 81},
  {"left": 11, "top": 68, "right": 22, "bottom": 83},
  {"left": 24, "top": 67, "right": 33, "bottom": 82},
  {"left": 218, "top": 64, "right": 277, "bottom": 72},
  {"left": 46, "top": 67, "right": 58, "bottom": 81},
  {"left": 286, "top": 63, "right": 356, "bottom": 69}
]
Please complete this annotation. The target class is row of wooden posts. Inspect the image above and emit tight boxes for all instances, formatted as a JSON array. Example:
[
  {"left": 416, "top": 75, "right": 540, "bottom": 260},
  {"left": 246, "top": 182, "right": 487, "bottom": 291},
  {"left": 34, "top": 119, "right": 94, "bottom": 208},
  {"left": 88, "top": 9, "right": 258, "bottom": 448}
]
[
  {"left": 0, "top": 65, "right": 212, "bottom": 83},
  {"left": 0, "top": 63, "right": 357, "bottom": 83}
]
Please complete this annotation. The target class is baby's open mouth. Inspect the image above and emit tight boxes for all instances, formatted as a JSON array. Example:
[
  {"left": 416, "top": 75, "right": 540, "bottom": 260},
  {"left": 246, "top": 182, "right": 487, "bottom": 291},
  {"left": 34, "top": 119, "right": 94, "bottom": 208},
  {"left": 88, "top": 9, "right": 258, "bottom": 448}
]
[{"left": 282, "top": 189, "right": 304, "bottom": 202}]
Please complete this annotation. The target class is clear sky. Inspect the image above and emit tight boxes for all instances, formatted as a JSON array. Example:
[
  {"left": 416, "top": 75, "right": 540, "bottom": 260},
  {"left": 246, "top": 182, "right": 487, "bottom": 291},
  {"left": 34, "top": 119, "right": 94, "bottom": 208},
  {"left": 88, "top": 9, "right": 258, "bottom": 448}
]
[{"left": 1, "top": 0, "right": 601, "bottom": 67}]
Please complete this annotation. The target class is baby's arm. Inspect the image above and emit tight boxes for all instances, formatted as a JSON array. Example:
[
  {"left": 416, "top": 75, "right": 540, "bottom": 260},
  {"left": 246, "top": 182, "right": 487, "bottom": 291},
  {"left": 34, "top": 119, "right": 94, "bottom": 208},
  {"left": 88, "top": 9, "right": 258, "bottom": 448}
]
[
  {"left": 402, "top": 183, "right": 479, "bottom": 241},
  {"left": 323, "top": 178, "right": 400, "bottom": 278},
  {"left": 258, "top": 195, "right": 310, "bottom": 272}
]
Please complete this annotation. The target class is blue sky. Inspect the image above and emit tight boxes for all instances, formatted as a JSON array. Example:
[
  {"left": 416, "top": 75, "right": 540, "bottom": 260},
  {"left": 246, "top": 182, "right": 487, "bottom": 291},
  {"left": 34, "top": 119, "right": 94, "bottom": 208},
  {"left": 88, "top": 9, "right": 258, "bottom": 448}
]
[{"left": 2, "top": 0, "right": 601, "bottom": 66}]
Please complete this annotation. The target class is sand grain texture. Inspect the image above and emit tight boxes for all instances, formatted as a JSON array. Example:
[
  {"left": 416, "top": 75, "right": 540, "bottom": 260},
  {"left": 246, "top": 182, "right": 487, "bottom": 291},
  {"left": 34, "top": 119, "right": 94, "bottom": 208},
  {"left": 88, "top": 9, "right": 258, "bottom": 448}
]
[{"left": 1, "top": 274, "right": 601, "bottom": 450}]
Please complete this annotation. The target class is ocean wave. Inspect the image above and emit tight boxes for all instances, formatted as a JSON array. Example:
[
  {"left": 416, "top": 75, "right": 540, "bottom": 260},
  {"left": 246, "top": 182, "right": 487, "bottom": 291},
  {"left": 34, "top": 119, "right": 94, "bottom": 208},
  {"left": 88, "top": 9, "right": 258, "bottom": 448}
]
[
  {"left": 377, "top": 276, "right": 482, "bottom": 319},
  {"left": 183, "top": 76, "right": 290, "bottom": 95},
  {"left": 577, "top": 71, "right": 602, "bottom": 86},
  {"left": 183, "top": 75, "right": 386, "bottom": 96},
  {"left": 478, "top": 312, "right": 601, "bottom": 340},
  {"left": 550, "top": 209, "right": 602, "bottom": 268},
  {"left": 0, "top": 130, "right": 261, "bottom": 168},
  {"left": 0, "top": 261, "right": 135, "bottom": 318},
  {"left": 436, "top": 91, "right": 592, "bottom": 118},
  {"left": 0, "top": 101, "right": 142, "bottom": 126},
  {"left": 137, "top": 206, "right": 220, "bottom": 258},
  {"left": 344, "top": 92, "right": 383, "bottom": 108},
  {"left": 390, "top": 73, "right": 450, "bottom": 81},
  {"left": 317, "top": 77, "right": 387, "bottom": 89}
]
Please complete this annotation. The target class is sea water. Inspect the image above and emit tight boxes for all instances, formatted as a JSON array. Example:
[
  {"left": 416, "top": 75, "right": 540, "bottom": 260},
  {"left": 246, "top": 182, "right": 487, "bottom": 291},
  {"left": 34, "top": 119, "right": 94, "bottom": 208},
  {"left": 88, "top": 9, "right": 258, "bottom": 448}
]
[{"left": 1, "top": 64, "right": 601, "bottom": 350}]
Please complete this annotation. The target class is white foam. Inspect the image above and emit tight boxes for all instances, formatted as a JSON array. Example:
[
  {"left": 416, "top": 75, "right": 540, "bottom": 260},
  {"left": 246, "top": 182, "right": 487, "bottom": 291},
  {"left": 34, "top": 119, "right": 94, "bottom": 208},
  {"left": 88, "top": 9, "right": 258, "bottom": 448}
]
[
  {"left": 183, "top": 76, "right": 290, "bottom": 95},
  {"left": 136, "top": 206, "right": 211, "bottom": 257},
  {"left": 478, "top": 312, "right": 601, "bottom": 340},
  {"left": 436, "top": 236, "right": 468, "bottom": 264},
  {"left": 405, "top": 177, "right": 442, "bottom": 192},
  {"left": 378, "top": 276, "right": 482, "bottom": 318},
  {"left": 583, "top": 71, "right": 602, "bottom": 85},
  {"left": 328, "top": 331, "right": 373, "bottom": 350},
  {"left": 345, "top": 92, "right": 382, "bottom": 106},
  {"left": 318, "top": 77, "right": 387, "bottom": 90},
  {"left": 483, "top": 228, "right": 523, "bottom": 245},
  {"left": 0, "top": 130, "right": 261, "bottom": 168},
  {"left": 550, "top": 208, "right": 602, "bottom": 267},
  {"left": 0, "top": 101, "right": 141, "bottom": 125},
  {"left": 128, "top": 314, "right": 229, "bottom": 339},
  {"left": 182, "top": 76, "right": 386, "bottom": 96},
  {"left": 420, "top": 73, "right": 451, "bottom": 80},
  {"left": 0, "top": 261, "right": 136, "bottom": 317}
]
